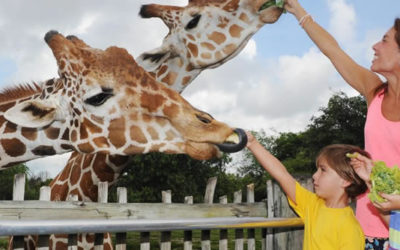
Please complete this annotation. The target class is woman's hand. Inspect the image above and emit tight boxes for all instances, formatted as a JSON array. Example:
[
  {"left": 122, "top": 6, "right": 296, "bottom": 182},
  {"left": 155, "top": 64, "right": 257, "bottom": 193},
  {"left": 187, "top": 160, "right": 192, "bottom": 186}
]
[
  {"left": 373, "top": 193, "right": 400, "bottom": 212},
  {"left": 284, "top": 0, "right": 307, "bottom": 18},
  {"left": 349, "top": 153, "right": 373, "bottom": 183}
]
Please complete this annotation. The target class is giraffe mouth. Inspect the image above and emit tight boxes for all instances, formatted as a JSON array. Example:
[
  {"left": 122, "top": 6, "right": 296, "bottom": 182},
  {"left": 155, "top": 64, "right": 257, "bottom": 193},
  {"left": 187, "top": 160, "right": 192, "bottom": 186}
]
[{"left": 216, "top": 128, "right": 248, "bottom": 153}]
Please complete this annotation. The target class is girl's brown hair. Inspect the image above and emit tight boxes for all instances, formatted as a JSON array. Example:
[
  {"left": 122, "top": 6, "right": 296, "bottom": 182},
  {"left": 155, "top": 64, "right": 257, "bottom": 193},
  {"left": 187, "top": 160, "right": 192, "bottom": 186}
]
[
  {"left": 374, "top": 18, "right": 400, "bottom": 96},
  {"left": 316, "top": 144, "right": 370, "bottom": 199}
]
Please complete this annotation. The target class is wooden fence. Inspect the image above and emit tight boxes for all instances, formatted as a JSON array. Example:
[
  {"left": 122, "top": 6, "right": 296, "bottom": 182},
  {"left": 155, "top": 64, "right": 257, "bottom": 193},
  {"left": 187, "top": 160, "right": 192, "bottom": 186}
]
[{"left": 0, "top": 174, "right": 312, "bottom": 249}]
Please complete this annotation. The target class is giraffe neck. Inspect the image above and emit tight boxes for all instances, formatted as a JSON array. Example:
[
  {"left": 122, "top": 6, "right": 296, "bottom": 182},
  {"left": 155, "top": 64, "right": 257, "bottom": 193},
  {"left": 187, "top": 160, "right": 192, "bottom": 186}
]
[{"left": 147, "top": 56, "right": 201, "bottom": 93}]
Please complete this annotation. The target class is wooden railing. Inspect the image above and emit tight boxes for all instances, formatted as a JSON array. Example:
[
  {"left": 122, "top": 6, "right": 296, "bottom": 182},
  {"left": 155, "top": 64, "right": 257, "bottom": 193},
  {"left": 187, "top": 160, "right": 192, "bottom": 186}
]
[{"left": 0, "top": 174, "right": 310, "bottom": 249}]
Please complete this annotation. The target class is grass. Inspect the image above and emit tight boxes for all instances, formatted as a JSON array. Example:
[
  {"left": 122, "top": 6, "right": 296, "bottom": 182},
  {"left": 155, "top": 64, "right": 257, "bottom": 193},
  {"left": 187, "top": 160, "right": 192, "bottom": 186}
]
[
  {"left": 117, "top": 229, "right": 264, "bottom": 249},
  {"left": 0, "top": 229, "right": 265, "bottom": 249}
]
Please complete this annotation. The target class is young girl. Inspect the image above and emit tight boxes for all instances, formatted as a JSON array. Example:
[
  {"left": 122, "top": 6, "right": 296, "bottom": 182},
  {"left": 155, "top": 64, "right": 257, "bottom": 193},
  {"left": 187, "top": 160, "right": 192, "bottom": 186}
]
[{"left": 246, "top": 132, "right": 368, "bottom": 249}]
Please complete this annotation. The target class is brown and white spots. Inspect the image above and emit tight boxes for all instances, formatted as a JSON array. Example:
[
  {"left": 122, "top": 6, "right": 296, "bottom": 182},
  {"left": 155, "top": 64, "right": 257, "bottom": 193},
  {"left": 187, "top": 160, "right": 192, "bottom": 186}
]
[
  {"left": 187, "top": 43, "right": 199, "bottom": 57},
  {"left": 1, "top": 138, "right": 26, "bottom": 157},
  {"left": 123, "top": 145, "right": 145, "bottom": 155},
  {"left": 223, "top": 43, "right": 237, "bottom": 55},
  {"left": 21, "top": 127, "right": 38, "bottom": 141},
  {"left": 147, "top": 126, "right": 159, "bottom": 140},
  {"left": 32, "top": 146, "right": 56, "bottom": 156},
  {"left": 140, "top": 92, "right": 167, "bottom": 112},
  {"left": 161, "top": 72, "right": 178, "bottom": 86},
  {"left": 201, "top": 42, "right": 216, "bottom": 51},
  {"left": 201, "top": 53, "right": 212, "bottom": 59},
  {"left": 93, "top": 137, "right": 109, "bottom": 148},
  {"left": 239, "top": 12, "right": 250, "bottom": 24},
  {"left": 108, "top": 117, "right": 126, "bottom": 148},
  {"left": 77, "top": 142, "right": 95, "bottom": 153},
  {"left": 207, "top": 31, "right": 226, "bottom": 45},
  {"left": 163, "top": 103, "right": 180, "bottom": 118},
  {"left": 217, "top": 16, "right": 230, "bottom": 29},
  {"left": 129, "top": 125, "right": 147, "bottom": 144},
  {"left": 45, "top": 127, "right": 60, "bottom": 140},
  {"left": 229, "top": 24, "right": 244, "bottom": 38},
  {"left": 187, "top": 34, "right": 196, "bottom": 41}
]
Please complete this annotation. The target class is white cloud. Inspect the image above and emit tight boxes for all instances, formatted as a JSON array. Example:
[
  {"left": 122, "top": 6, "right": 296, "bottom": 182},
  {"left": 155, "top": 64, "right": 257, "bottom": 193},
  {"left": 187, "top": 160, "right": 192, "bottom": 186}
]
[
  {"left": 327, "top": 0, "right": 356, "bottom": 43},
  {"left": 28, "top": 153, "right": 72, "bottom": 179}
]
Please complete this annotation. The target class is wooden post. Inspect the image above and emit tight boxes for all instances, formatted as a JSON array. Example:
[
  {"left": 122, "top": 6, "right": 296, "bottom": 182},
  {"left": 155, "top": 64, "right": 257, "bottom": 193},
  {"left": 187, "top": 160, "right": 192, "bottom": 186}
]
[
  {"left": 233, "top": 189, "right": 243, "bottom": 250},
  {"left": 202, "top": 177, "right": 217, "bottom": 250},
  {"left": 161, "top": 190, "right": 172, "bottom": 250},
  {"left": 184, "top": 196, "right": 193, "bottom": 250},
  {"left": 219, "top": 195, "right": 228, "bottom": 250},
  {"left": 67, "top": 194, "right": 79, "bottom": 250},
  {"left": 247, "top": 184, "right": 255, "bottom": 250},
  {"left": 116, "top": 187, "right": 127, "bottom": 250},
  {"left": 204, "top": 177, "right": 217, "bottom": 204},
  {"left": 140, "top": 186, "right": 151, "bottom": 250},
  {"left": 12, "top": 174, "right": 25, "bottom": 250},
  {"left": 94, "top": 181, "right": 108, "bottom": 250},
  {"left": 265, "top": 180, "right": 274, "bottom": 250},
  {"left": 38, "top": 186, "right": 51, "bottom": 250},
  {"left": 13, "top": 173, "right": 25, "bottom": 201}
]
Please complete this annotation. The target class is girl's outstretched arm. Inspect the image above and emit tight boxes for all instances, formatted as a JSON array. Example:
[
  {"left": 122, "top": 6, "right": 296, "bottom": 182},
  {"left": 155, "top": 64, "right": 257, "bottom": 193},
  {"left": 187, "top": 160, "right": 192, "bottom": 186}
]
[{"left": 246, "top": 132, "right": 297, "bottom": 203}]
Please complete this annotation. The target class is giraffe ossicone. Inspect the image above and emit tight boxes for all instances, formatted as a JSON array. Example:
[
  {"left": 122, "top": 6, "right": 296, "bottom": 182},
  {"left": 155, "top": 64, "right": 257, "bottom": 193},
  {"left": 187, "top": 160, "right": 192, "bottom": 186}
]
[{"left": 0, "top": 30, "right": 246, "bottom": 169}]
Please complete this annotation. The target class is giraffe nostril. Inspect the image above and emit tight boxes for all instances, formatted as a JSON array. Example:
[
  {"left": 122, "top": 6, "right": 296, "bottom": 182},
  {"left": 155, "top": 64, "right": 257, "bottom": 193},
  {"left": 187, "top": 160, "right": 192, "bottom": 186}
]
[{"left": 196, "top": 114, "right": 211, "bottom": 124}]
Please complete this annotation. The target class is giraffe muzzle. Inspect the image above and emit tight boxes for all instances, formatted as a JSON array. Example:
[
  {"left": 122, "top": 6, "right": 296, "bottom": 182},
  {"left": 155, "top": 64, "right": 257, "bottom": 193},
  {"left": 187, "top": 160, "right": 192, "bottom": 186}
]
[{"left": 216, "top": 128, "right": 247, "bottom": 153}]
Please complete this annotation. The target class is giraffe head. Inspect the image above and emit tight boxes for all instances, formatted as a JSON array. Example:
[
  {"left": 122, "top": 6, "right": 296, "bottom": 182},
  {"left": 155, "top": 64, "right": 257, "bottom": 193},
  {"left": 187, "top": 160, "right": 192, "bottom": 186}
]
[
  {"left": 4, "top": 31, "right": 246, "bottom": 160},
  {"left": 138, "top": 0, "right": 283, "bottom": 79}
]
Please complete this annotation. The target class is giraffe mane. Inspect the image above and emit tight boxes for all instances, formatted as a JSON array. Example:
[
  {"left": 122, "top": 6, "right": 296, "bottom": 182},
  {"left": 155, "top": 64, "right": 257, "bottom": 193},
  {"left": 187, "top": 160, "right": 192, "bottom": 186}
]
[{"left": 0, "top": 82, "right": 42, "bottom": 103}]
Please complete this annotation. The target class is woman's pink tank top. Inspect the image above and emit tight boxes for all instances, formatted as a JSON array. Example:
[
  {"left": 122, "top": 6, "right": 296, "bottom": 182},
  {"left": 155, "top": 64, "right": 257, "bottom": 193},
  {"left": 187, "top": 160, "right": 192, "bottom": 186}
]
[{"left": 357, "top": 91, "right": 400, "bottom": 238}]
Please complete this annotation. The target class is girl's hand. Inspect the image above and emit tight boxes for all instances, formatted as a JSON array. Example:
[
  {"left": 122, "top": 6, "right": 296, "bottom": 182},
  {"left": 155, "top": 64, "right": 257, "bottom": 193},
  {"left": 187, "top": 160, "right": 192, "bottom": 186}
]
[
  {"left": 245, "top": 131, "right": 256, "bottom": 148},
  {"left": 373, "top": 193, "right": 400, "bottom": 212}
]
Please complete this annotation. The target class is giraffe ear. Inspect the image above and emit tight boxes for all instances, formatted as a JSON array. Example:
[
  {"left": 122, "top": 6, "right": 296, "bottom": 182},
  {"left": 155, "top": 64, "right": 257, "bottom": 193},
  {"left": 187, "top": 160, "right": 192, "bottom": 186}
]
[
  {"left": 4, "top": 99, "right": 59, "bottom": 128},
  {"left": 137, "top": 46, "right": 171, "bottom": 72}
]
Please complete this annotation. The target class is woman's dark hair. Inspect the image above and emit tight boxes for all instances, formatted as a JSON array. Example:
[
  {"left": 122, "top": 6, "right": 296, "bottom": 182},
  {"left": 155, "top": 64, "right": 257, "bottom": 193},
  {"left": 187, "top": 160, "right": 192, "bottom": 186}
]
[{"left": 374, "top": 18, "right": 400, "bottom": 96}]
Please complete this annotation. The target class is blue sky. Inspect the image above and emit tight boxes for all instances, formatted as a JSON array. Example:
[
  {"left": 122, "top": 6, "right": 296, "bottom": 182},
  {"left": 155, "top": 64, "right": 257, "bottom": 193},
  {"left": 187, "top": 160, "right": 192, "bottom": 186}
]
[{"left": 0, "top": 0, "right": 399, "bottom": 177}]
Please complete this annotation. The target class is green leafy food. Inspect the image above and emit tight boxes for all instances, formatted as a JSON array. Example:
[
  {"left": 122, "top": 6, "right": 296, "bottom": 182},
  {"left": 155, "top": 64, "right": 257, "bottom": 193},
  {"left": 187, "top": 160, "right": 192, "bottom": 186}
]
[
  {"left": 259, "top": 0, "right": 286, "bottom": 11},
  {"left": 346, "top": 152, "right": 359, "bottom": 158},
  {"left": 368, "top": 161, "right": 400, "bottom": 203}
]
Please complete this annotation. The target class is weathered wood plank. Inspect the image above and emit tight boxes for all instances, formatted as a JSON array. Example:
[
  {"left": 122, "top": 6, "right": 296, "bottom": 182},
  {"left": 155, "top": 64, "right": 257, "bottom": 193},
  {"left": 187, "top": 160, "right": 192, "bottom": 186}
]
[
  {"left": 247, "top": 184, "right": 255, "bottom": 250},
  {"left": 0, "top": 201, "right": 267, "bottom": 220},
  {"left": 116, "top": 187, "right": 127, "bottom": 250},
  {"left": 161, "top": 190, "right": 172, "bottom": 250}
]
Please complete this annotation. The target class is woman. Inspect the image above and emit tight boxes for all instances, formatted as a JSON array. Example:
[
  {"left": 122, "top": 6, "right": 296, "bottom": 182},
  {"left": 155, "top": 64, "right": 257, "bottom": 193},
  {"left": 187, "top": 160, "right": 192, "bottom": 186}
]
[{"left": 284, "top": 0, "right": 400, "bottom": 249}]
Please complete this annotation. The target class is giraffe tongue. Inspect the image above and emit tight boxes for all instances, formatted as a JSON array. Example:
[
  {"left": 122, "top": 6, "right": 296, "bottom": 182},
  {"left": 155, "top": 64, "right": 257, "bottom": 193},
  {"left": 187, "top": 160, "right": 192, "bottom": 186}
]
[{"left": 216, "top": 128, "right": 248, "bottom": 153}]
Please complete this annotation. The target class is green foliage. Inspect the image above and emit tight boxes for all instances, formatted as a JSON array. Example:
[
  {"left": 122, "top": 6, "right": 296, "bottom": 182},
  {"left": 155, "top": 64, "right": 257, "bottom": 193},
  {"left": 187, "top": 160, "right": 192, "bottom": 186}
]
[
  {"left": 238, "top": 92, "right": 367, "bottom": 178},
  {"left": 369, "top": 161, "right": 400, "bottom": 202},
  {"left": 0, "top": 164, "right": 29, "bottom": 200},
  {"left": 109, "top": 152, "right": 243, "bottom": 203},
  {"left": 0, "top": 164, "right": 52, "bottom": 200}
]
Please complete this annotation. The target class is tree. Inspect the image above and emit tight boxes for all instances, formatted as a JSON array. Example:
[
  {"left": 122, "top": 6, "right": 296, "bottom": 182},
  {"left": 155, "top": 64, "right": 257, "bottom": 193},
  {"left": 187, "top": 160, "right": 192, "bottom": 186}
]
[
  {"left": 109, "top": 152, "right": 240, "bottom": 203},
  {"left": 0, "top": 164, "right": 29, "bottom": 200},
  {"left": 239, "top": 92, "right": 367, "bottom": 176}
]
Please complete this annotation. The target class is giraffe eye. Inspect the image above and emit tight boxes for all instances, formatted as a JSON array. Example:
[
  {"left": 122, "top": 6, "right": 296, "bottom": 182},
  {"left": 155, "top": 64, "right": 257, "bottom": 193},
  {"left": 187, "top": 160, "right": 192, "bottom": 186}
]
[
  {"left": 196, "top": 114, "right": 212, "bottom": 124},
  {"left": 85, "top": 88, "right": 114, "bottom": 107},
  {"left": 185, "top": 14, "right": 201, "bottom": 30}
]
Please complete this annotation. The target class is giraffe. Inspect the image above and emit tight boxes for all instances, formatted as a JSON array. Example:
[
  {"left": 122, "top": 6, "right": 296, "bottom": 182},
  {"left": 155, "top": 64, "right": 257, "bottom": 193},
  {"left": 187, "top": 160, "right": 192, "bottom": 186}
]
[
  {"left": 0, "top": 30, "right": 245, "bottom": 171},
  {"left": 44, "top": 0, "right": 284, "bottom": 249},
  {"left": 6, "top": 30, "right": 247, "bottom": 249}
]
